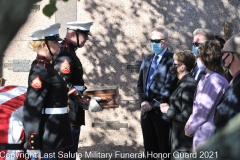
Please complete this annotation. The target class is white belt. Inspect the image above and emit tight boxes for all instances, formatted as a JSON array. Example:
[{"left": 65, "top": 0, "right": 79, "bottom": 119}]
[
  {"left": 42, "top": 107, "right": 67, "bottom": 114},
  {"left": 74, "top": 85, "right": 84, "bottom": 91}
]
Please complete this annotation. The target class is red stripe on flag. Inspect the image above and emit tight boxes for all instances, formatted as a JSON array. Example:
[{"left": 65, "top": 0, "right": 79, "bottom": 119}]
[
  {"left": 0, "top": 92, "right": 26, "bottom": 144},
  {"left": 0, "top": 85, "right": 17, "bottom": 93},
  {"left": 0, "top": 86, "right": 26, "bottom": 160},
  {"left": 1, "top": 93, "right": 26, "bottom": 111}
]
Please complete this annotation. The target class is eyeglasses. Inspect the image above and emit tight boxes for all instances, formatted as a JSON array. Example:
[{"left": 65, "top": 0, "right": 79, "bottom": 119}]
[
  {"left": 173, "top": 63, "right": 182, "bottom": 67},
  {"left": 150, "top": 39, "right": 165, "bottom": 43},
  {"left": 192, "top": 42, "right": 202, "bottom": 47},
  {"left": 222, "top": 53, "right": 230, "bottom": 61},
  {"left": 221, "top": 50, "right": 237, "bottom": 55}
]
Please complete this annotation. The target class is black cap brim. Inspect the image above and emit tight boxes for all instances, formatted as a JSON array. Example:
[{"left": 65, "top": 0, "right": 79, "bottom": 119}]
[
  {"left": 56, "top": 37, "right": 63, "bottom": 41},
  {"left": 45, "top": 34, "right": 62, "bottom": 41}
]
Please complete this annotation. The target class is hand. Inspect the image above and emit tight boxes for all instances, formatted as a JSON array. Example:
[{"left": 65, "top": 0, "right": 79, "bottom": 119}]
[
  {"left": 141, "top": 101, "right": 152, "bottom": 115},
  {"left": 26, "top": 150, "right": 41, "bottom": 158},
  {"left": 160, "top": 103, "right": 169, "bottom": 113},
  {"left": 184, "top": 123, "right": 193, "bottom": 137},
  {"left": 89, "top": 97, "right": 103, "bottom": 112},
  {"left": 68, "top": 87, "right": 77, "bottom": 95},
  {"left": 141, "top": 107, "right": 145, "bottom": 115}
]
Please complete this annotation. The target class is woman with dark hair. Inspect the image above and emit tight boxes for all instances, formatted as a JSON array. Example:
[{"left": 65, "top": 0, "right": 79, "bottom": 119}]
[
  {"left": 160, "top": 50, "right": 197, "bottom": 159},
  {"left": 214, "top": 35, "right": 226, "bottom": 49},
  {"left": 185, "top": 40, "right": 228, "bottom": 152},
  {"left": 214, "top": 34, "right": 233, "bottom": 82}
]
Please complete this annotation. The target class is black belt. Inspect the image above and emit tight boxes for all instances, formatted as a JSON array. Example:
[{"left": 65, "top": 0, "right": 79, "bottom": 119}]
[{"left": 0, "top": 143, "right": 24, "bottom": 150}]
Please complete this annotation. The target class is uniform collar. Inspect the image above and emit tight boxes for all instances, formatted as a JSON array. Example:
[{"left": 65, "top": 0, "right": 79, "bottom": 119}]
[
  {"left": 62, "top": 38, "right": 78, "bottom": 51},
  {"left": 36, "top": 55, "right": 54, "bottom": 65}
]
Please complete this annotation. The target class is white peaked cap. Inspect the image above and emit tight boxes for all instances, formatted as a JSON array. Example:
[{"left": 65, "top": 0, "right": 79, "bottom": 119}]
[
  {"left": 29, "top": 23, "right": 62, "bottom": 41},
  {"left": 67, "top": 21, "right": 93, "bottom": 31}
]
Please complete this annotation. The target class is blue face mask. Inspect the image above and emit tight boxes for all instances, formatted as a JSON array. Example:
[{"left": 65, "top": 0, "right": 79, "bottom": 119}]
[
  {"left": 151, "top": 42, "right": 162, "bottom": 54},
  {"left": 192, "top": 46, "right": 199, "bottom": 56}
]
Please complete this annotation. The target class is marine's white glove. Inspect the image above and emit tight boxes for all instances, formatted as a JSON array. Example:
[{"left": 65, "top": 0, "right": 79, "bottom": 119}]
[
  {"left": 26, "top": 150, "right": 41, "bottom": 158},
  {"left": 89, "top": 97, "right": 103, "bottom": 112}
]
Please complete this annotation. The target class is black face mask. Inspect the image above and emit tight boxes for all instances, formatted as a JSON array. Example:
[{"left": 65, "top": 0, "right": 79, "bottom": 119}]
[
  {"left": 222, "top": 54, "right": 234, "bottom": 82},
  {"left": 170, "top": 65, "right": 178, "bottom": 76},
  {"left": 221, "top": 53, "right": 233, "bottom": 76},
  {"left": 221, "top": 60, "right": 229, "bottom": 73}
]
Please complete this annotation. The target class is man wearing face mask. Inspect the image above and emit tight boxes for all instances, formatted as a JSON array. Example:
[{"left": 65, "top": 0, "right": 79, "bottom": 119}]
[
  {"left": 214, "top": 33, "right": 240, "bottom": 133},
  {"left": 191, "top": 28, "right": 215, "bottom": 82},
  {"left": 137, "top": 27, "right": 178, "bottom": 160}
]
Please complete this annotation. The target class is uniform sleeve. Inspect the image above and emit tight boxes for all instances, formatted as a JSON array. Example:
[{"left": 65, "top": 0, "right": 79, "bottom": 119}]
[
  {"left": 167, "top": 83, "right": 196, "bottom": 123},
  {"left": 54, "top": 52, "right": 75, "bottom": 90},
  {"left": 187, "top": 77, "right": 227, "bottom": 135},
  {"left": 23, "top": 64, "right": 50, "bottom": 150}
]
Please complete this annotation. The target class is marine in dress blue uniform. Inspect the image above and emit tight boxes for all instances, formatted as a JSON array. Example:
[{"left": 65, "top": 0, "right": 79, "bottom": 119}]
[
  {"left": 23, "top": 23, "right": 73, "bottom": 160},
  {"left": 54, "top": 21, "right": 102, "bottom": 160}
]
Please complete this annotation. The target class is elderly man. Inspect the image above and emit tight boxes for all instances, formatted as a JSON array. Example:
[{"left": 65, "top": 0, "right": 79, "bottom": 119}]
[
  {"left": 137, "top": 27, "right": 178, "bottom": 160},
  {"left": 214, "top": 33, "right": 240, "bottom": 133},
  {"left": 191, "top": 28, "right": 215, "bottom": 82}
]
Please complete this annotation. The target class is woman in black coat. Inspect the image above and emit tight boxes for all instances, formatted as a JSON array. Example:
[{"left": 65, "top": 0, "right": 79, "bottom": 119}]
[{"left": 160, "top": 50, "right": 197, "bottom": 159}]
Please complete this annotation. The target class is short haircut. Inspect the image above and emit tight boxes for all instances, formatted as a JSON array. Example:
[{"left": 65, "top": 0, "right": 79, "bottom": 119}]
[
  {"left": 228, "top": 33, "right": 240, "bottom": 56},
  {"left": 193, "top": 28, "right": 215, "bottom": 41},
  {"left": 173, "top": 50, "right": 196, "bottom": 72},
  {"left": 152, "top": 27, "right": 168, "bottom": 39},
  {"left": 198, "top": 40, "right": 224, "bottom": 75}
]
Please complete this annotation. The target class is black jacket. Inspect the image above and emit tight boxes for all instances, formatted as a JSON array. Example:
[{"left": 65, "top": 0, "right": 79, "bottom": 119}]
[
  {"left": 54, "top": 39, "right": 85, "bottom": 126},
  {"left": 23, "top": 55, "right": 72, "bottom": 150},
  {"left": 214, "top": 72, "right": 240, "bottom": 133},
  {"left": 137, "top": 49, "right": 178, "bottom": 120},
  {"left": 167, "top": 73, "right": 197, "bottom": 152}
]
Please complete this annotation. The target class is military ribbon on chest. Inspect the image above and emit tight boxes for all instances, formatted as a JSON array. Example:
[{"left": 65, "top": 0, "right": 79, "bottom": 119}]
[{"left": 60, "top": 59, "right": 71, "bottom": 74}]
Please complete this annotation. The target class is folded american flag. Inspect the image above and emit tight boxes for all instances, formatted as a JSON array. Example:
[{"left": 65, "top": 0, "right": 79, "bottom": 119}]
[{"left": 0, "top": 85, "right": 27, "bottom": 160}]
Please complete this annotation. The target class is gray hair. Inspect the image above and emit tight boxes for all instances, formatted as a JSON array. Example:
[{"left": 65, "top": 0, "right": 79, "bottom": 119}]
[
  {"left": 228, "top": 34, "right": 240, "bottom": 57},
  {"left": 193, "top": 28, "right": 215, "bottom": 40},
  {"left": 152, "top": 27, "right": 168, "bottom": 39}
]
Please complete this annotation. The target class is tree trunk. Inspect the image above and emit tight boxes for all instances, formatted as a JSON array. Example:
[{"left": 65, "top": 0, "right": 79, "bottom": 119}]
[{"left": 0, "top": 0, "right": 35, "bottom": 75}]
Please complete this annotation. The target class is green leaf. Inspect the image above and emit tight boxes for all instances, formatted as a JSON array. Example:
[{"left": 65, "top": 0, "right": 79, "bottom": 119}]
[{"left": 42, "top": 0, "right": 57, "bottom": 17}]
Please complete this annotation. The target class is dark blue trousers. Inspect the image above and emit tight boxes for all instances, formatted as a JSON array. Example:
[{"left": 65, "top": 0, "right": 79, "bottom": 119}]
[{"left": 64, "top": 126, "right": 81, "bottom": 160}]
